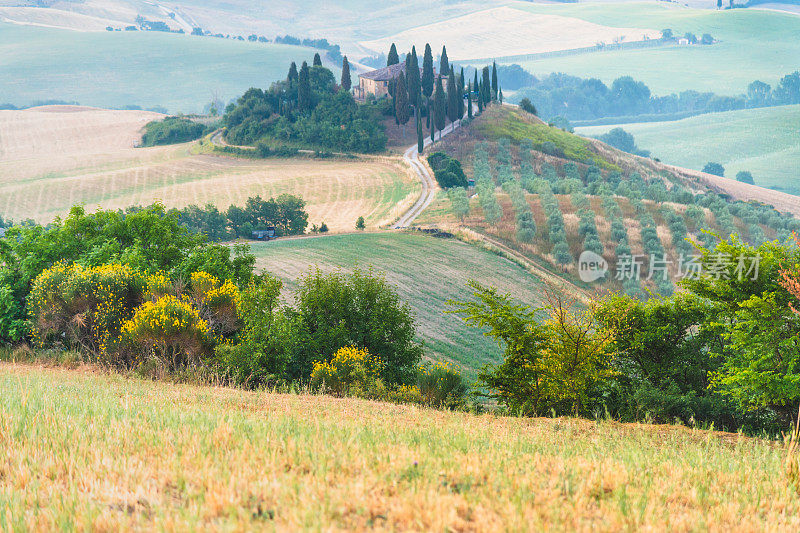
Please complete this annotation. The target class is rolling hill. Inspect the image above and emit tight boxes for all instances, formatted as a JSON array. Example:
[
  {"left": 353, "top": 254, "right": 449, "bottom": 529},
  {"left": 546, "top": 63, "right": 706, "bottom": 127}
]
[
  {"left": 0, "top": 106, "right": 417, "bottom": 231},
  {"left": 0, "top": 22, "right": 323, "bottom": 112},
  {"left": 252, "top": 232, "right": 555, "bottom": 376},
  {"left": 577, "top": 104, "right": 800, "bottom": 195},
  {"left": 506, "top": 2, "right": 800, "bottom": 96}
]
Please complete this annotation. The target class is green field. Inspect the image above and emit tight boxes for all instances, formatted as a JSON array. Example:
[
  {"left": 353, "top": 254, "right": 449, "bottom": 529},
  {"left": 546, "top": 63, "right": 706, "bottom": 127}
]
[
  {"left": 577, "top": 104, "right": 800, "bottom": 194},
  {"left": 252, "top": 232, "right": 551, "bottom": 375},
  {"left": 1, "top": 362, "right": 797, "bottom": 530},
  {"left": 508, "top": 2, "right": 800, "bottom": 96},
  {"left": 0, "top": 23, "right": 323, "bottom": 113}
]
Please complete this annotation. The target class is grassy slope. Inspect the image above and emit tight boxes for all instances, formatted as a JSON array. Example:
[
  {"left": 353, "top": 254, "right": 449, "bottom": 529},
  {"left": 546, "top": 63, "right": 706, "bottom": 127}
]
[
  {"left": 508, "top": 2, "right": 800, "bottom": 96},
  {"left": 0, "top": 22, "right": 322, "bottom": 112},
  {"left": 252, "top": 232, "right": 551, "bottom": 375},
  {"left": 1, "top": 363, "right": 797, "bottom": 530},
  {"left": 577, "top": 104, "right": 800, "bottom": 194}
]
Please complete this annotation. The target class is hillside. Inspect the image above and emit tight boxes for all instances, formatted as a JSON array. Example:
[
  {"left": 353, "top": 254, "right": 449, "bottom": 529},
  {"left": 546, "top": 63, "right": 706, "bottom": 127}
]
[
  {"left": 252, "top": 232, "right": 556, "bottom": 375},
  {"left": 0, "top": 106, "right": 416, "bottom": 231},
  {"left": 1, "top": 363, "right": 796, "bottom": 531},
  {"left": 420, "top": 105, "right": 800, "bottom": 295},
  {"left": 507, "top": 2, "right": 800, "bottom": 96},
  {"left": 577, "top": 104, "right": 800, "bottom": 195},
  {"left": 0, "top": 22, "right": 323, "bottom": 112}
]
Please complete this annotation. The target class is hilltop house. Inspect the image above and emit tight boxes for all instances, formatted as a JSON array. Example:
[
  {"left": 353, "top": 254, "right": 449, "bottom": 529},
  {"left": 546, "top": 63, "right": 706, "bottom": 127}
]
[{"left": 354, "top": 63, "right": 437, "bottom": 100}]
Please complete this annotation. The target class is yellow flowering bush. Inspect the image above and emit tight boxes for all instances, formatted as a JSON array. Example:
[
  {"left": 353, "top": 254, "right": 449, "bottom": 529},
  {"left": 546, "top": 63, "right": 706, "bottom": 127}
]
[
  {"left": 121, "top": 295, "right": 213, "bottom": 369},
  {"left": 190, "top": 272, "right": 240, "bottom": 336},
  {"left": 416, "top": 361, "right": 468, "bottom": 409},
  {"left": 144, "top": 272, "right": 173, "bottom": 302},
  {"left": 310, "top": 346, "right": 384, "bottom": 397},
  {"left": 28, "top": 262, "right": 146, "bottom": 360}
]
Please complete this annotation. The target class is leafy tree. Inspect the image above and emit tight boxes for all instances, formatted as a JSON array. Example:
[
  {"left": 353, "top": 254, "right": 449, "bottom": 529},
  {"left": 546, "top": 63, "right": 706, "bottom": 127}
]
[
  {"left": 683, "top": 236, "right": 800, "bottom": 423},
  {"left": 355, "top": 216, "right": 366, "bottom": 230},
  {"left": 387, "top": 43, "right": 399, "bottom": 66},
  {"left": 313, "top": 53, "right": 322, "bottom": 66},
  {"left": 736, "top": 171, "right": 755, "bottom": 185},
  {"left": 340, "top": 56, "right": 351, "bottom": 91},
  {"left": 518, "top": 97, "right": 537, "bottom": 116},
  {"left": 597, "top": 127, "right": 650, "bottom": 157},
  {"left": 140, "top": 117, "right": 210, "bottom": 147},
  {"left": 439, "top": 45, "right": 449, "bottom": 77},
  {"left": 421, "top": 44, "right": 434, "bottom": 98},
  {"left": 684, "top": 32, "right": 698, "bottom": 44},
  {"left": 775, "top": 71, "right": 800, "bottom": 104},
  {"left": 661, "top": 28, "right": 673, "bottom": 40},
  {"left": 289, "top": 268, "right": 423, "bottom": 383},
  {"left": 450, "top": 283, "right": 614, "bottom": 415},
  {"left": 701, "top": 33, "right": 714, "bottom": 45},
  {"left": 298, "top": 61, "right": 311, "bottom": 113},
  {"left": 747, "top": 80, "right": 771, "bottom": 105},
  {"left": 702, "top": 162, "right": 725, "bottom": 176}
]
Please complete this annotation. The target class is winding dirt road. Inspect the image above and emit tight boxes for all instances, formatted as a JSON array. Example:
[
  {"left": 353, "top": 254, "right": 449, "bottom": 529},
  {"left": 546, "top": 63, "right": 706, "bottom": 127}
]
[{"left": 393, "top": 120, "right": 461, "bottom": 229}]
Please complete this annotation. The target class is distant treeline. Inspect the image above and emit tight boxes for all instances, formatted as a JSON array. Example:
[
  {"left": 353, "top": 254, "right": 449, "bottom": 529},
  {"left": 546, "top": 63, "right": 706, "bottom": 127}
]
[{"left": 512, "top": 70, "right": 800, "bottom": 122}]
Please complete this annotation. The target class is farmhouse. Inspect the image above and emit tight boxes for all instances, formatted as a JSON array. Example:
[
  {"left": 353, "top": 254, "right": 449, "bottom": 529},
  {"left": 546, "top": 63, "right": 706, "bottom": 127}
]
[{"left": 355, "top": 63, "right": 437, "bottom": 100}]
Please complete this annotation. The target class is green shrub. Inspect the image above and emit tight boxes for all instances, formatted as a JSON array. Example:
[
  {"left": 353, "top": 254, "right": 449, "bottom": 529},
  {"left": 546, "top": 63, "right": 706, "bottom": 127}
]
[
  {"left": 310, "top": 346, "right": 384, "bottom": 397},
  {"left": 416, "top": 361, "right": 469, "bottom": 409},
  {"left": 141, "top": 117, "right": 210, "bottom": 147}
]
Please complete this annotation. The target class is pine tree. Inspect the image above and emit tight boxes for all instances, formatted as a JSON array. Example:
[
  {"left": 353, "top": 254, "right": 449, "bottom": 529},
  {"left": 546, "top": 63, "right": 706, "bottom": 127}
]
[
  {"left": 395, "top": 72, "right": 410, "bottom": 139},
  {"left": 288, "top": 62, "right": 298, "bottom": 83},
  {"left": 434, "top": 76, "right": 446, "bottom": 140},
  {"left": 340, "top": 56, "right": 351, "bottom": 91},
  {"left": 417, "top": 112, "right": 424, "bottom": 154},
  {"left": 482, "top": 66, "right": 491, "bottom": 105},
  {"left": 446, "top": 70, "right": 459, "bottom": 124},
  {"left": 421, "top": 44, "right": 434, "bottom": 98},
  {"left": 467, "top": 82, "right": 473, "bottom": 119},
  {"left": 313, "top": 53, "right": 322, "bottom": 67},
  {"left": 298, "top": 61, "right": 311, "bottom": 113},
  {"left": 440, "top": 46, "right": 449, "bottom": 77},
  {"left": 491, "top": 61, "right": 498, "bottom": 101},
  {"left": 387, "top": 43, "right": 399, "bottom": 66}
]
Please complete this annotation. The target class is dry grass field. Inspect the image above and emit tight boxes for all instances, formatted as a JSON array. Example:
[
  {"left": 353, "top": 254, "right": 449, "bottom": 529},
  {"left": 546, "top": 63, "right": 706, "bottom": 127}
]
[
  {"left": 0, "top": 106, "right": 418, "bottom": 231},
  {"left": 360, "top": 6, "right": 660, "bottom": 60},
  {"left": 0, "top": 7, "right": 126, "bottom": 31},
  {"left": 0, "top": 362, "right": 798, "bottom": 531}
]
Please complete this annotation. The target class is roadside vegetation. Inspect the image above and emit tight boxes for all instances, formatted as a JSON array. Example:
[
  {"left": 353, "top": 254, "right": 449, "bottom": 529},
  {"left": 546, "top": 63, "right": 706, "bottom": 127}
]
[{"left": 140, "top": 116, "right": 214, "bottom": 146}]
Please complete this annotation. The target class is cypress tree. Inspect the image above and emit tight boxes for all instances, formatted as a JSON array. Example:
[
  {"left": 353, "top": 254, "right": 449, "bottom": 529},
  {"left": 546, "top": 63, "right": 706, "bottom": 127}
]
[
  {"left": 434, "top": 76, "right": 446, "bottom": 140},
  {"left": 429, "top": 97, "right": 435, "bottom": 143},
  {"left": 421, "top": 44, "right": 434, "bottom": 99},
  {"left": 477, "top": 80, "right": 484, "bottom": 113},
  {"left": 340, "top": 56, "right": 351, "bottom": 91},
  {"left": 298, "top": 61, "right": 311, "bottom": 113},
  {"left": 313, "top": 53, "right": 322, "bottom": 67},
  {"left": 387, "top": 43, "right": 399, "bottom": 66},
  {"left": 491, "top": 61, "right": 498, "bottom": 101},
  {"left": 458, "top": 68, "right": 465, "bottom": 118},
  {"left": 417, "top": 112, "right": 424, "bottom": 154},
  {"left": 499, "top": 86, "right": 504, "bottom": 104},
  {"left": 406, "top": 46, "right": 421, "bottom": 107},
  {"left": 395, "top": 72, "right": 410, "bottom": 139},
  {"left": 481, "top": 66, "right": 491, "bottom": 105},
  {"left": 446, "top": 70, "right": 459, "bottom": 124},
  {"left": 467, "top": 82, "right": 473, "bottom": 119},
  {"left": 288, "top": 61, "right": 298, "bottom": 83},
  {"left": 440, "top": 46, "right": 449, "bottom": 77}
]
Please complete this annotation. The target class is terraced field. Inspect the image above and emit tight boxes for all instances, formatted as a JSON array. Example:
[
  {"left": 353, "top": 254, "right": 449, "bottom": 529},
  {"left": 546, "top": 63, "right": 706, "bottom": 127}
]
[
  {"left": 252, "top": 232, "right": 553, "bottom": 375},
  {"left": 0, "top": 106, "right": 417, "bottom": 231}
]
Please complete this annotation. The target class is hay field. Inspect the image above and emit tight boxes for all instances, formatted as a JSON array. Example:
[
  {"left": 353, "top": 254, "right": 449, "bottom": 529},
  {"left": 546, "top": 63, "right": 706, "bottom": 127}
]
[
  {"left": 0, "top": 106, "right": 417, "bottom": 231},
  {"left": 360, "top": 6, "right": 660, "bottom": 60},
  {"left": 578, "top": 104, "right": 800, "bottom": 195},
  {"left": 0, "top": 362, "right": 797, "bottom": 531},
  {"left": 252, "top": 232, "right": 552, "bottom": 374},
  {"left": 509, "top": 2, "right": 800, "bottom": 96}
]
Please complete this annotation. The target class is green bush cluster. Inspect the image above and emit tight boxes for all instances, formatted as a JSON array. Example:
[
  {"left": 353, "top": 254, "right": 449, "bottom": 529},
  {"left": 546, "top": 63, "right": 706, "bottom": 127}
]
[
  {"left": 502, "top": 181, "right": 536, "bottom": 243},
  {"left": 427, "top": 152, "right": 468, "bottom": 189},
  {"left": 141, "top": 117, "right": 212, "bottom": 147},
  {"left": 476, "top": 179, "right": 502, "bottom": 225},
  {"left": 447, "top": 187, "right": 471, "bottom": 221}
]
